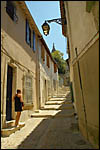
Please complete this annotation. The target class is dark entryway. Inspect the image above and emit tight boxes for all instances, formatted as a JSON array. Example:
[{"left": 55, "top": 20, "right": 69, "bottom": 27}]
[{"left": 6, "top": 65, "right": 13, "bottom": 121}]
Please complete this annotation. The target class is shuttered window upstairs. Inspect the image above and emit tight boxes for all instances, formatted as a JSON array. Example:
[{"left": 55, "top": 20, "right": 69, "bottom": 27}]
[
  {"left": 33, "top": 31, "right": 36, "bottom": 51},
  {"left": 41, "top": 45, "right": 45, "bottom": 62},
  {"left": 26, "top": 19, "right": 31, "bottom": 47},
  {"left": 6, "top": 1, "right": 18, "bottom": 23},
  {"left": 47, "top": 55, "right": 50, "bottom": 68},
  {"left": 54, "top": 63, "right": 57, "bottom": 73}
]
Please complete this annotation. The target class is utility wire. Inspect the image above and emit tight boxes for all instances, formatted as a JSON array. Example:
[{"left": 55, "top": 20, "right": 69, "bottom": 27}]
[{"left": 1, "top": 45, "right": 36, "bottom": 76}]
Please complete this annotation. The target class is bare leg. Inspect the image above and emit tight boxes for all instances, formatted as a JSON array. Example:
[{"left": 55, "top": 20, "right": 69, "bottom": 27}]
[{"left": 15, "top": 112, "right": 21, "bottom": 126}]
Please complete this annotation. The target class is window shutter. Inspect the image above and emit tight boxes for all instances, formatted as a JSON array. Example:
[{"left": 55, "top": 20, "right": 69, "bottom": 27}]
[
  {"left": 33, "top": 31, "right": 35, "bottom": 51},
  {"left": 46, "top": 55, "right": 48, "bottom": 66},
  {"left": 48, "top": 56, "right": 50, "bottom": 68},
  {"left": 29, "top": 27, "right": 31, "bottom": 47},
  {"left": 53, "top": 80, "right": 56, "bottom": 91},
  {"left": 47, "top": 55, "right": 50, "bottom": 68},
  {"left": 26, "top": 19, "right": 31, "bottom": 46},
  {"left": 41, "top": 45, "right": 45, "bottom": 61},
  {"left": 26, "top": 19, "right": 30, "bottom": 44},
  {"left": 41, "top": 45, "right": 43, "bottom": 59},
  {"left": 6, "top": 1, "right": 15, "bottom": 21},
  {"left": 48, "top": 80, "right": 51, "bottom": 97},
  {"left": 86, "top": 1, "right": 96, "bottom": 13},
  {"left": 43, "top": 48, "right": 45, "bottom": 61},
  {"left": 25, "top": 19, "right": 27, "bottom": 42},
  {"left": 54, "top": 63, "right": 57, "bottom": 73}
]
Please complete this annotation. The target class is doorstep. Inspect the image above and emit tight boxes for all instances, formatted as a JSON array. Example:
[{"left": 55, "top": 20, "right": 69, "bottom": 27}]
[
  {"left": 6, "top": 120, "right": 15, "bottom": 128},
  {"left": 31, "top": 110, "right": 61, "bottom": 118},
  {"left": 1, "top": 122, "right": 25, "bottom": 137},
  {"left": 45, "top": 101, "right": 64, "bottom": 105},
  {"left": 50, "top": 97, "right": 66, "bottom": 101}
]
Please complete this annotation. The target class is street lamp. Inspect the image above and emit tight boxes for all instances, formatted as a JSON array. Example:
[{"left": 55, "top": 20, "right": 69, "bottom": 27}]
[
  {"left": 42, "top": 21, "right": 50, "bottom": 36},
  {"left": 41, "top": 18, "right": 66, "bottom": 36}
]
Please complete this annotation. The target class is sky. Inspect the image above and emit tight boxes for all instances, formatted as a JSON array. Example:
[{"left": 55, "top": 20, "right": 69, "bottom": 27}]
[{"left": 25, "top": 1, "right": 68, "bottom": 60}]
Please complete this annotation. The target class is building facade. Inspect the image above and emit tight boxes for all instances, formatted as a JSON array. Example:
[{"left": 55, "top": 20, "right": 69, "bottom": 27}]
[
  {"left": 1, "top": 1, "right": 58, "bottom": 129},
  {"left": 60, "top": 1, "right": 99, "bottom": 148},
  {"left": 38, "top": 38, "right": 58, "bottom": 108}
]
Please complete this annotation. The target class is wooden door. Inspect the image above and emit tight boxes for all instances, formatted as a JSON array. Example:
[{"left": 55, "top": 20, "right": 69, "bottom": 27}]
[{"left": 6, "top": 65, "right": 13, "bottom": 121}]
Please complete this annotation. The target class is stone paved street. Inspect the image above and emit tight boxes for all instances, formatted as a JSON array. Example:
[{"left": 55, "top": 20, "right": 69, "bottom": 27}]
[{"left": 1, "top": 89, "right": 94, "bottom": 149}]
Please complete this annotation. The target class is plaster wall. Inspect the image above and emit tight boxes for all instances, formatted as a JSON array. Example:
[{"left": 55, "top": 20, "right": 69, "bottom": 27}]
[
  {"left": 38, "top": 40, "right": 58, "bottom": 107},
  {"left": 1, "top": 1, "right": 38, "bottom": 127},
  {"left": 64, "top": 1, "right": 99, "bottom": 148},
  {"left": 66, "top": 1, "right": 98, "bottom": 61}
]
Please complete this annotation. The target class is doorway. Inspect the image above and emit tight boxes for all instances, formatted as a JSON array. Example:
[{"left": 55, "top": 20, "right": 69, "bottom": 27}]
[
  {"left": 45, "top": 80, "right": 47, "bottom": 102},
  {"left": 6, "top": 65, "right": 13, "bottom": 121}
]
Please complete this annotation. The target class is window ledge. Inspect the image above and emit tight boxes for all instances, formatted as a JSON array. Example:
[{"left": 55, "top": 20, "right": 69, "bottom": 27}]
[{"left": 23, "top": 103, "right": 34, "bottom": 110}]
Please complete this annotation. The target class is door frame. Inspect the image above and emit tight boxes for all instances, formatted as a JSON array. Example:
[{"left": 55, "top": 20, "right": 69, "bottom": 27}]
[
  {"left": 45, "top": 79, "right": 48, "bottom": 103},
  {"left": 6, "top": 63, "right": 17, "bottom": 121}
]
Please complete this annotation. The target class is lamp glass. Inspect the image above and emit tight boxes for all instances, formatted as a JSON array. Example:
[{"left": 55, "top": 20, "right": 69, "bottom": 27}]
[{"left": 42, "top": 21, "right": 50, "bottom": 36}]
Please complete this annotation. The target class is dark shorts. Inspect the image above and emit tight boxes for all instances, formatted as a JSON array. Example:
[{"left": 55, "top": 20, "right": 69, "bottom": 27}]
[
  {"left": 15, "top": 103, "right": 23, "bottom": 112},
  {"left": 15, "top": 107, "right": 22, "bottom": 112}
]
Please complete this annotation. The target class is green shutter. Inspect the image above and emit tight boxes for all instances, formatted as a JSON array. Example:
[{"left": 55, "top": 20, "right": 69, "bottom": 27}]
[{"left": 86, "top": 1, "right": 96, "bottom": 13}]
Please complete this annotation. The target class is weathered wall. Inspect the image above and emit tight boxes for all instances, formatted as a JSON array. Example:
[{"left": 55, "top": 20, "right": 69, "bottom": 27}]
[
  {"left": 79, "top": 39, "right": 99, "bottom": 146},
  {"left": 1, "top": 1, "right": 38, "bottom": 127},
  {"left": 66, "top": 1, "right": 98, "bottom": 60},
  {"left": 63, "top": 1, "right": 99, "bottom": 148},
  {"left": 38, "top": 39, "right": 58, "bottom": 107}
]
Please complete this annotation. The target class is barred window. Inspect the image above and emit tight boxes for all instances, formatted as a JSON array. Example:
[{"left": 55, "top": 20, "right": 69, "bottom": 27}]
[{"left": 23, "top": 75, "right": 33, "bottom": 104}]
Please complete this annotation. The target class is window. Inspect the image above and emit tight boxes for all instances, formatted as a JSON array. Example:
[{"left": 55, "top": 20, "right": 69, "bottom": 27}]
[
  {"left": 6, "top": 1, "right": 18, "bottom": 22},
  {"left": 23, "top": 75, "right": 33, "bottom": 104},
  {"left": 29, "top": 27, "right": 31, "bottom": 47},
  {"left": 26, "top": 19, "right": 31, "bottom": 47},
  {"left": 47, "top": 55, "right": 50, "bottom": 68},
  {"left": 33, "top": 31, "right": 36, "bottom": 51},
  {"left": 53, "top": 80, "right": 56, "bottom": 91},
  {"left": 41, "top": 45, "right": 45, "bottom": 61},
  {"left": 48, "top": 80, "right": 51, "bottom": 97},
  {"left": 54, "top": 63, "right": 57, "bottom": 73}
]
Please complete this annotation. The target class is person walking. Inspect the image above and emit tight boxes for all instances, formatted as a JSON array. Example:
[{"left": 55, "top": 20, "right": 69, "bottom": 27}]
[{"left": 13, "top": 89, "right": 24, "bottom": 127}]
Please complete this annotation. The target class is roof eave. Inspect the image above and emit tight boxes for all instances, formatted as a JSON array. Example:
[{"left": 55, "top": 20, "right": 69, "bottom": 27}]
[{"left": 59, "top": 1, "right": 67, "bottom": 37}]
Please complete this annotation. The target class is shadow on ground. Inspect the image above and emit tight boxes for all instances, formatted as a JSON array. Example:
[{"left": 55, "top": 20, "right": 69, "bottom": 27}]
[{"left": 17, "top": 92, "right": 94, "bottom": 149}]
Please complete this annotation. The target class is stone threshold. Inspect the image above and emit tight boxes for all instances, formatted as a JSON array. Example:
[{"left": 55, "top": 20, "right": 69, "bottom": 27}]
[
  {"left": 40, "top": 106, "right": 73, "bottom": 110},
  {"left": 49, "top": 99, "right": 66, "bottom": 101},
  {"left": 1, "top": 121, "right": 25, "bottom": 137},
  {"left": 45, "top": 102, "right": 64, "bottom": 105},
  {"left": 31, "top": 112, "right": 75, "bottom": 118}
]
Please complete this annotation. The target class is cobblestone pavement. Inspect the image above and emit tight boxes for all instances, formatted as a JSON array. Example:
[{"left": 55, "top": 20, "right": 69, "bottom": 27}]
[{"left": 1, "top": 88, "right": 94, "bottom": 149}]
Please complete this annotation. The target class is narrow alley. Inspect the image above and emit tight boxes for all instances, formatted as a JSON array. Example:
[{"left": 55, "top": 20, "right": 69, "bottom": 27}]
[
  {"left": 1, "top": 1, "right": 99, "bottom": 149},
  {"left": 1, "top": 87, "right": 93, "bottom": 149}
]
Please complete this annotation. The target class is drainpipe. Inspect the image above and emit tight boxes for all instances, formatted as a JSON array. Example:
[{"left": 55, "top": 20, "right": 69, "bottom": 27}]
[
  {"left": 37, "top": 37, "right": 42, "bottom": 109},
  {"left": 37, "top": 38, "right": 41, "bottom": 110},
  {"left": 70, "top": 82, "right": 74, "bottom": 103},
  {"left": 65, "top": 1, "right": 88, "bottom": 140}
]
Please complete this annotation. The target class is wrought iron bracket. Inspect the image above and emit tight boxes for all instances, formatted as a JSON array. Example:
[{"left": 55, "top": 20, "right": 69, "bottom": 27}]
[{"left": 46, "top": 18, "right": 66, "bottom": 25}]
